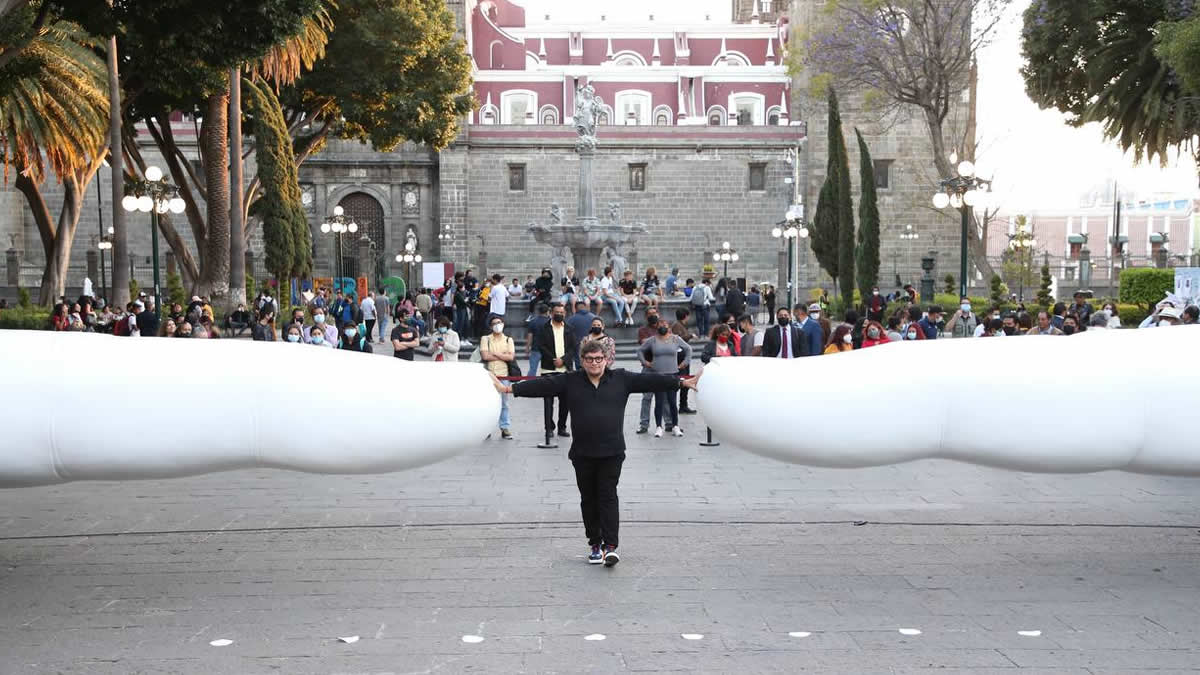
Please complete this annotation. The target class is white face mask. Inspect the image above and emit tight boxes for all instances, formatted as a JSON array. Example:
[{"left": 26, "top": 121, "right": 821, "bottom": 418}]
[
  {"left": 492, "top": 323, "right": 504, "bottom": 333},
  {"left": 960, "top": 303, "right": 971, "bottom": 312},
  {"left": 345, "top": 328, "right": 356, "bottom": 337},
  {"left": 906, "top": 332, "right": 918, "bottom": 340},
  {"left": 287, "top": 334, "right": 300, "bottom": 343},
  {"left": 842, "top": 334, "right": 852, "bottom": 344}
]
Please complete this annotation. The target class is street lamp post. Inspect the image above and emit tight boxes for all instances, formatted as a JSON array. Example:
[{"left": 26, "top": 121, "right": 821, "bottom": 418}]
[
  {"left": 899, "top": 224, "right": 919, "bottom": 288},
  {"left": 395, "top": 241, "right": 423, "bottom": 291},
  {"left": 121, "top": 166, "right": 184, "bottom": 319},
  {"left": 320, "top": 205, "right": 358, "bottom": 294},
  {"left": 712, "top": 241, "right": 739, "bottom": 281},
  {"left": 1006, "top": 220, "right": 1037, "bottom": 303},
  {"left": 97, "top": 227, "right": 113, "bottom": 303},
  {"left": 931, "top": 157, "right": 992, "bottom": 300},
  {"left": 774, "top": 203, "right": 810, "bottom": 311}
]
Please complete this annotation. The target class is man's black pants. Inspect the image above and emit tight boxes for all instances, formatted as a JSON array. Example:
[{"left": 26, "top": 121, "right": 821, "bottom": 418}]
[
  {"left": 365, "top": 319, "right": 376, "bottom": 341},
  {"left": 542, "top": 373, "right": 568, "bottom": 433},
  {"left": 572, "top": 455, "right": 624, "bottom": 548},
  {"left": 678, "top": 364, "right": 691, "bottom": 409}
]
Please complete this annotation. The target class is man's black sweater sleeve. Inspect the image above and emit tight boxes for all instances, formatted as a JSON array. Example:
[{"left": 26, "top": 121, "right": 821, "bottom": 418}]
[
  {"left": 626, "top": 370, "right": 680, "bottom": 394},
  {"left": 511, "top": 374, "right": 568, "bottom": 398}
]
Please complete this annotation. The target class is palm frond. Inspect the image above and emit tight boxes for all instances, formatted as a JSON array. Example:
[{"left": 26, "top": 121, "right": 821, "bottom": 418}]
[{"left": 248, "top": 0, "right": 335, "bottom": 88}]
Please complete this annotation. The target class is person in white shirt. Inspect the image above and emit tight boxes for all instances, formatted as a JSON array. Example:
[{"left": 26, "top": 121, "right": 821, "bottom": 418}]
[
  {"left": 508, "top": 278, "right": 522, "bottom": 298},
  {"left": 597, "top": 267, "right": 627, "bottom": 326},
  {"left": 359, "top": 291, "right": 378, "bottom": 342},
  {"left": 488, "top": 274, "right": 507, "bottom": 319}
]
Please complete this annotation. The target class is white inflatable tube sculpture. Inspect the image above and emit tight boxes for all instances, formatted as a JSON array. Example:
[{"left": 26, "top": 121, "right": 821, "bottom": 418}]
[
  {"left": 0, "top": 331, "right": 498, "bottom": 487},
  {"left": 698, "top": 327, "right": 1200, "bottom": 476}
]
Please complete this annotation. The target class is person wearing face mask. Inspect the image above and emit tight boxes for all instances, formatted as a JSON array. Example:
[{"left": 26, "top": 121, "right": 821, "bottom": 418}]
[
  {"left": 638, "top": 316, "right": 692, "bottom": 437},
  {"left": 792, "top": 304, "right": 823, "bottom": 356},
  {"left": 885, "top": 317, "right": 903, "bottom": 343},
  {"left": 1000, "top": 312, "right": 1019, "bottom": 336},
  {"left": 810, "top": 303, "right": 832, "bottom": 346},
  {"left": 945, "top": 297, "right": 978, "bottom": 338},
  {"left": 309, "top": 325, "right": 332, "bottom": 347},
  {"left": 339, "top": 321, "right": 373, "bottom": 353},
  {"left": 390, "top": 309, "right": 420, "bottom": 360},
  {"left": 251, "top": 307, "right": 276, "bottom": 341},
  {"left": 860, "top": 320, "right": 891, "bottom": 348},
  {"left": 307, "top": 307, "right": 338, "bottom": 346},
  {"left": 1102, "top": 303, "right": 1122, "bottom": 329},
  {"left": 635, "top": 312, "right": 663, "bottom": 434},
  {"left": 533, "top": 302, "right": 578, "bottom": 437},
  {"left": 430, "top": 317, "right": 460, "bottom": 361},
  {"left": 481, "top": 315, "right": 517, "bottom": 439},
  {"left": 866, "top": 286, "right": 886, "bottom": 322},
  {"left": 285, "top": 324, "right": 304, "bottom": 343},
  {"left": 762, "top": 308, "right": 807, "bottom": 358},
  {"left": 701, "top": 323, "right": 739, "bottom": 364},
  {"left": 176, "top": 321, "right": 193, "bottom": 338},
  {"left": 580, "top": 317, "right": 616, "bottom": 370},
  {"left": 979, "top": 317, "right": 1005, "bottom": 337},
  {"left": 824, "top": 324, "right": 854, "bottom": 354}
]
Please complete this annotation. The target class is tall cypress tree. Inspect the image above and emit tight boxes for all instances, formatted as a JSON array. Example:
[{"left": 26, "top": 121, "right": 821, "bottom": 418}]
[
  {"left": 854, "top": 128, "right": 880, "bottom": 295},
  {"left": 829, "top": 90, "right": 856, "bottom": 300},
  {"left": 811, "top": 174, "right": 839, "bottom": 282}
]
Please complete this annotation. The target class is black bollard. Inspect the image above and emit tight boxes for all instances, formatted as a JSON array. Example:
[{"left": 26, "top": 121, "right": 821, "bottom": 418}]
[
  {"left": 537, "top": 429, "right": 559, "bottom": 449},
  {"left": 698, "top": 426, "right": 720, "bottom": 447}
]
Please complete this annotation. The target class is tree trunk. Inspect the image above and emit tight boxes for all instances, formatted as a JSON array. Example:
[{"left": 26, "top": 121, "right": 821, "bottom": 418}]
[
  {"left": 15, "top": 166, "right": 98, "bottom": 305},
  {"left": 229, "top": 68, "right": 247, "bottom": 310},
  {"left": 107, "top": 34, "right": 130, "bottom": 308},
  {"left": 197, "top": 91, "right": 231, "bottom": 304}
]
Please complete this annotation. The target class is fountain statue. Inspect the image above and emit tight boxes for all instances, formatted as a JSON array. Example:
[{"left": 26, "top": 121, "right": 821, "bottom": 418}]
[{"left": 529, "top": 85, "right": 647, "bottom": 275}]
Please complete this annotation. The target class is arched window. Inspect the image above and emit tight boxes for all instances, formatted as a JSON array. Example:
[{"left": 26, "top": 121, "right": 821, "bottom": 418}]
[
  {"left": 729, "top": 93, "right": 765, "bottom": 125},
  {"left": 611, "top": 50, "right": 648, "bottom": 67},
  {"left": 500, "top": 90, "right": 538, "bottom": 124},
  {"left": 539, "top": 104, "right": 559, "bottom": 125},
  {"left": 480, "top": 104, "right": 499, "bottom": 125},
  {"left": 336, "top": 192, "right": 385, "bottom": 281},
  {"left": 597, "top": 104, "right": 613, "bottom": 125},
  {"left": 653, "top": 105, "right": 673, "bottom": 126},
  {"left": 766, "top": 106, "right": 783, "bottom": 126},
  {"left": 489, "top": 40, "right": 503, "bottom": 69},
  {"left": 615, "top": 90, "right": 652, "bottom": 125},
  {"left": 706, "top": 105, "right": 726, "bottom": 126},
  {"left": 715, "top": 51, "right": 752, "bottom": 67}
]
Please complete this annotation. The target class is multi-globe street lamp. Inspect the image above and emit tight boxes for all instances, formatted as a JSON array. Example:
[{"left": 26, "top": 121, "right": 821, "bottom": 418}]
[
  {"left": 898, "top": 224, "right": 919, "bottom": 286},
  {"left": 121, "top": 166, "right": 185, "bottom": 319},
  {"left": 395, "top": 242, "right": 423, "bottom": 290},
  {"left": 931, "top": 156, "right": 992, "bottom": 300},
  {"left": 319, "top": 205, "right": 358, "bottom": 292},
  {"left": 712, "top": 241, "right": 739, "bottom": 280},
  {"left": 774, "top": 203, "right": 809, "bottom": 311},
  {"left": 97, "top": 227, "right": 113, "bottom": 303}
]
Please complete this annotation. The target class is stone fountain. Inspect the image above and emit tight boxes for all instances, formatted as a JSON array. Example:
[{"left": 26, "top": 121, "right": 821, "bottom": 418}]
[{"left": 529, "top": 85, "right": 647, "bottom": 281}]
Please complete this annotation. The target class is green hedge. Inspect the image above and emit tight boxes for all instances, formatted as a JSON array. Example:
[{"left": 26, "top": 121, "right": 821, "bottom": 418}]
[
  {"left": 0, "top": 306, "right": 52, "bottom": 330},
  {"left": 1119, "top": 268, "right": 1174, "bottom": 307}
]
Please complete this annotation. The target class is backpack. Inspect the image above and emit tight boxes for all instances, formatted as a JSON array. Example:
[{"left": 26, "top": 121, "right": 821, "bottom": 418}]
[
  {"left": 475, "top": 284, "right": 491, "bottom": 307},
  {"left": 112, "top": 315, "right": 130, "bottom": 336}
]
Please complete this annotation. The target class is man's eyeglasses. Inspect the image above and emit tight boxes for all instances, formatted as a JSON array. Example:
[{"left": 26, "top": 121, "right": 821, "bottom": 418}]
[{"left": 582, "top": 356, "right": 606, "bottom": 363}]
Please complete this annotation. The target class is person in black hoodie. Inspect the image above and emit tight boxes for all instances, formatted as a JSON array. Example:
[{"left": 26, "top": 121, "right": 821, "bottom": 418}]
[
  {"left": 493, "top": 340, "right": 699, "bottom": 567},
  {"left": 533, "top": 302, "right": 578, "bottom": 437}
]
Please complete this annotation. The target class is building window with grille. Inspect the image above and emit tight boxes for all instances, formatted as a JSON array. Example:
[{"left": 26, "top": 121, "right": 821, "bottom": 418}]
[
  {"left": 508, "top": 164, "right": 526, "bottom": 192},
  {"left": 748, "top": 163, "right": 766, "bottom": 192},
  {"left": 760, "top": 0, "right": 773, "bottom": 13},
  {"left": 873, "top": 159, "right": 893, "bottom": 190},
  {"left": 629, "top": 164, "right": 646, "bottom": 192}
]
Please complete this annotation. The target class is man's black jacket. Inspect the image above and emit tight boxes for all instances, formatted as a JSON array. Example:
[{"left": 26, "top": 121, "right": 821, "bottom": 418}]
[
  {"left": 533, "top": 319, "right": 579, "bottom": 372},
  {"left": 512, "top": 369, "right": 680, "bottom": 459}
]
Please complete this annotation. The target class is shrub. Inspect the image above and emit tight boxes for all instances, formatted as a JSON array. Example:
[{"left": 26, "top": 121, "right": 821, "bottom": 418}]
[
  {"left": 943, "top": 274, "right": 956, "bottom": 295},
  {"left": 988, "top": 274, "right": 1004, "bottom": 304},
  {"left": 17, "top": 286, "right": 30, "bottom": 309},
  {"left": 0, "top": 306, "right": 51, "bottom": 330},
  {"left": 1119, "top": 268, "right": 1174, "bottom": 308},
  {"left": 166, "top": 269, "right": 186, "bottom": 308},
  {"left": 129, "top": 279, "right": 139, "bottom": 300}
]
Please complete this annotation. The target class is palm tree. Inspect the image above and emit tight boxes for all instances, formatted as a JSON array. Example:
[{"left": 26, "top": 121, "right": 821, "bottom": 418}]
[{"left": 1, "top": 13, "right": 109, "bottom": 303}]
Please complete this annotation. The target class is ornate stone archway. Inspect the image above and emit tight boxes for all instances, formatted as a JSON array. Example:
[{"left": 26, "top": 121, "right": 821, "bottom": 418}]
[{"left": 336, "top": 192, "right": 385, "bottom": 280}]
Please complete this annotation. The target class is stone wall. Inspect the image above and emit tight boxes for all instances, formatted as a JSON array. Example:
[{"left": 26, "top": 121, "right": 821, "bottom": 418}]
[{"left": 443, "top": 126, "right": 802, "bottom": 287}]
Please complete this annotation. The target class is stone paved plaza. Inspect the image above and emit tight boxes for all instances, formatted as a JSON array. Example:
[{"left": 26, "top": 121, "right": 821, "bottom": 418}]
[{"left": 2, "top": 370, "right": 1200, "bottom": 674}]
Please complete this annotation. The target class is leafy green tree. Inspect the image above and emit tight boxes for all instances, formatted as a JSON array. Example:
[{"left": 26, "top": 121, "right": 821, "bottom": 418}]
[
  {"left": 988, "top": 273, "right": 1004, "bottom": 304},
  {"left": 828, "top": 90, "right": 856, "bottom": 300},
  {"left": 944, "top": 274, "right": 956, "bottom": 295},
  {"left": 854, "top": 129, "right": 879, "bottom": 294},
  {"left": 795, "top": 0, "right": 1007, "bottom": 281},
  {"left": 1037, "top": 259, "right": 1053, "bottom": 309},
  {"left": 1022, "top": 0, "right": 1200, "bottom": 170},
  {"left": 811, "top": 173, "right": 839, "bottom": 282},
  {"left": 1, "top": 6, "right": 108, "bottom": 304}
]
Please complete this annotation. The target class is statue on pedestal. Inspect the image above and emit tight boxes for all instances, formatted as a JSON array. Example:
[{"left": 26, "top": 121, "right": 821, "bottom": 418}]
[
  {"left": 607, "top": 202, "right": 622, "bottom": 224},
  {"left": 550, "top": 245, "right": 571, "bottom": 288},
  {"left": 604, "top": 245, "right": 627, "bottom": 281},
  {"left": 549, "top": 203, "right": 562, "bottom": 224},
  {"left": 574, "top": 85, "right": 602, "bottom": 153}
]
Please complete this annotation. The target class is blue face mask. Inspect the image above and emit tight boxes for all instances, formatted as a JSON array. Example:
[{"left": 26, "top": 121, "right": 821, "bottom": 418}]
[
  {"left": 438, "top": 326, "right": 448, "bottom": 334},
  {"left": 312, "top": 336, "right": 324, "bottom": 344},
  {"left": 314, "top": 314, "right": 326, "bottom": 324}
]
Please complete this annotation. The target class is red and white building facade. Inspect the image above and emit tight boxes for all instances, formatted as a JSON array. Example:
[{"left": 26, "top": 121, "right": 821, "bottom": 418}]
[{"left": 467, "top": 0, "right": 793, "bottom": 129}]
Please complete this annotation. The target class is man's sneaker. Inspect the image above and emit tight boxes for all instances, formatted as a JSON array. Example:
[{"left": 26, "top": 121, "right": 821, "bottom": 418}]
[
  {"left": 672, "top": 427, "right": 684, "bottom": 437},
  {"left": 500, "top": 429, "right": 513, "bottom": 440},
  {"left": 654, "top": 426, "right": 664, "bottom": 438},
  {"left": 588, "top": 545, "right": 604, "bottom": 564},
  {"left": 557, "top": 428, "right": 571, "bottom": 438},
  {"left": 603, "top": 546, "right": 620, "bottom": 567},
  {"left": 636, "top": 426, "right": 648, "bottom": 434}
]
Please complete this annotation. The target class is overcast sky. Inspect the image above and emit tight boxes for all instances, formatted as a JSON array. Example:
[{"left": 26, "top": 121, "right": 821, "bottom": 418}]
[{"left": 517, "top": 0, "right": 1199, "bottom": 209}]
